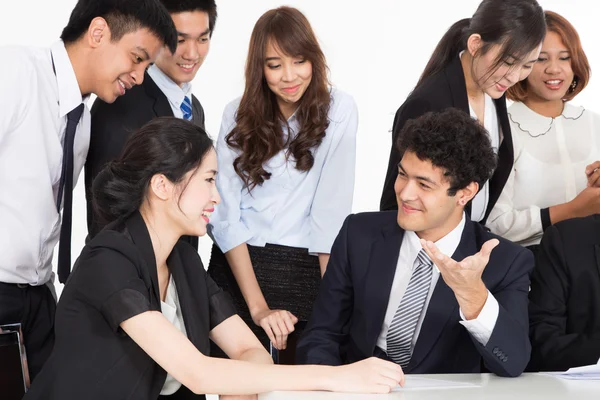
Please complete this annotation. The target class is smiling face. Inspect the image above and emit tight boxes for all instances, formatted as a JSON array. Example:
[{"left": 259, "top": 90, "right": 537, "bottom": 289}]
[
  {"left": 523, "top": 31, "right": 575, "bottom": 102},
  {"left": 154, "top": 11, "right": 211, "bottom": 87},
  {"left": 263, "top": 40, "right": 313, "bottom": 118},
  {"left": 90, "top": 24, "right": 163, "bottom": 103},
  {"left": 394, "top": 151, "right": 476, "bottom": 241},
  {"left": 468, "top": 35, "right": 542, "bottom": 99},
  {"left": 167, "top": 148, "right": 220, "bottom": 237}
]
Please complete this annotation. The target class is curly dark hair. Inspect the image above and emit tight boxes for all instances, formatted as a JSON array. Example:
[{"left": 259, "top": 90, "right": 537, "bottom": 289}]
[
  {"left": 225, "top": 6, "right": 331, "bottom": 191},
  {"left": 397, "top": 108, "right": 498, "bottom": 196}
]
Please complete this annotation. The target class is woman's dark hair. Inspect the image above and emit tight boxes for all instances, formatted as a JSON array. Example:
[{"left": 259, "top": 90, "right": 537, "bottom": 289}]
[
  {"left": 225, "top": 6, "right": 331, "bottom": 191},
  {"left": 92, "top": 117, "right": 213, "bottom": 228},
  {"left": 416, "top": 0, "right": 546, "bottom": 88},
  {"left": 397, "top": 108, "right": 497, "bottom": 195},
  {"left": 508, "top": 10, "right": 591, "bottom": 102},
  {"left": 61, "top": 0, "right": 178, "bottom": 54}
]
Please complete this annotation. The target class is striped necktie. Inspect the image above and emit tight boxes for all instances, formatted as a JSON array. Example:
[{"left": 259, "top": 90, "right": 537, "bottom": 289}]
[
  {"left": 386, "top": 249, "right": 434, "bottom": 368},
  {"left": 180, "top": 96, "right": 193, "bottom": 121}
]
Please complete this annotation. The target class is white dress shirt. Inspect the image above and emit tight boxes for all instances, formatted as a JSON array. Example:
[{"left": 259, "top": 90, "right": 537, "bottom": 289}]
[
  {"left": 160, "top": 275, "right": 187, "bottom": 395},
  {"left": 468, "top": 94, "right": 502, "bottom": 222},
  {"left": 0, "top": 41, "right": 90, "bottom": 286},
  {"left": 147, "top": 64, "right": 193, "bottom": 119},
  {"left": 209, "top": 88, "right": 358, "bottom": 254},
  {"left": 487, "top": 102, "right": 600, "bottom": 246},
  {"left": 376, "top": 213, "right": 500, "bottom": 352}
]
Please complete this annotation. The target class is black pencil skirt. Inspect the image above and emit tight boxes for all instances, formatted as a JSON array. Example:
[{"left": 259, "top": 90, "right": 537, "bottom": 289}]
[{"left": 207, "top": 242, "right": 321, "bottom": 356}]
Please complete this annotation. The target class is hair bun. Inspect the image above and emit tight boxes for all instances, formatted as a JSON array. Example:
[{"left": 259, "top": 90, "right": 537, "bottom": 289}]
[{"left": 92, "top": 161, "right": 143, "bottom": 233}]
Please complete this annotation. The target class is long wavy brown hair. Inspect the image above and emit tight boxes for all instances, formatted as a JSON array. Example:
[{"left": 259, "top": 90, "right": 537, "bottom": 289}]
[{"left": 226, "top": 6, "right": 331, "bottom": 191}]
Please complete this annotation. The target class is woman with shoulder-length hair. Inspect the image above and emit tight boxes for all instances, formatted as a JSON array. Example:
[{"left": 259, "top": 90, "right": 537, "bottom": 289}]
[
  {"left": 380, "top": 0, "right": 546, "bottom": 226},
  {"left": 487, "top": 11, "right": 600, "bottom": 255},
  {"left": 208, "top": 6, "right": 358, "bottom": 353}
]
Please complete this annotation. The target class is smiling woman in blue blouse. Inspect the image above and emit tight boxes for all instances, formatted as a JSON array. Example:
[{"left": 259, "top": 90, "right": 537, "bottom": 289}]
[{"left": 208, "top": 6, "right": 358, "bottom": 353}]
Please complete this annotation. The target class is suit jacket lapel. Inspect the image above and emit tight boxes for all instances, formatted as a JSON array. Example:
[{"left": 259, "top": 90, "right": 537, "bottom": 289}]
[
  {"left": 364, "top": 222, "right": 404, "bottom": 354},
  {"left": 191, "top": 95, "right": 204, "bottom": 128},
  {"left": 445, "top": 56, "right": 470, "bottom": 113},
  {"left": 142, "top": 71, "right": 174, "bottom": 118},
  {"left": 406, "top": 220, "right": 478, "bottom": 372},
  {"left": 594, "top": 245, "right": 600, "bottom": 280},
  {"left": 168, "top": 247, "right": 205, "bottom": 346},
  {"left": 485, "top": 96, "right": 514, "bottom": 223},
  {"left": 444, "top": 56, "right": 473, "bottom": 217}
]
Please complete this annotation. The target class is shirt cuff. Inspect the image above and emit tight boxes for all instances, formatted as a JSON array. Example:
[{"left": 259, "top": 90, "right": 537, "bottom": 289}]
[
  {"left": 309, "top": 233, "right": 336, "bottom": 255},
  {"left": 540, "top": 208, "right": 552, "bottom": 231},
  {"left": 459, "top": 290, "right": 499, "bottom": 346},
  {"left": 208, "top": 221, "right": 254, "bottom": 254}
]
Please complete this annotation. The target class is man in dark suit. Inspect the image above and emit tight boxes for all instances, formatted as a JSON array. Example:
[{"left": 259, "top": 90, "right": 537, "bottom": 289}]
[
  {"left": 528, "top": 215, "right": 600, "bottom": 372},
  {"left": 297, "top": 108, "right": 533, "bottom": 377},
  {"left": 85, "top": 0, "right": 217, "bottom": 245}
]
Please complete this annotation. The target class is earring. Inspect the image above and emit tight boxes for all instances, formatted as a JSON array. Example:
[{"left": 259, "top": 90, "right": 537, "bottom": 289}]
[{"left": 570, "top": 77, "right": 578, "bottom": 92}]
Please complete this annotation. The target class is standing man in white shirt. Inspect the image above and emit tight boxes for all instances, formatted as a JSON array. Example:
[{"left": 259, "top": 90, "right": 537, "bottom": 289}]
[
  {"left": 85, "top": 0, "right": 218, "bottom": 249},
  {"left": 0, "top": 0, "right": 176, "bottom": 381},
  {"left": 297, "top": 109, "right": 534, "bottom": 378}
]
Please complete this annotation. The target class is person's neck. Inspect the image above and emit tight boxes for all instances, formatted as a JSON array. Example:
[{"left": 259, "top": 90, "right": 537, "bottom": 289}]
[
  {"left": 460, "top": 51, "right": 484, "bottom": 101},
  {"left": 64, "top": 41, "right": 92, "bottom": 97},
  {"left": 523, "top": 96, "right": 565, "bottom": 118},
  {"left": 416, "top": 210, "right": 463, "bottom": 243},
  {"left": 278, "top": 100, "right": 299, "bottom": 120},
  {"left": 139, "top": 207, "right": 181, "bottom": 273}
]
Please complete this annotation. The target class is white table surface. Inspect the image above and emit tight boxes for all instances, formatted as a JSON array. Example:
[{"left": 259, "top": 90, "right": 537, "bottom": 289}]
[{"left": 258, "top": 373, "right": 600, "bottom": 400}]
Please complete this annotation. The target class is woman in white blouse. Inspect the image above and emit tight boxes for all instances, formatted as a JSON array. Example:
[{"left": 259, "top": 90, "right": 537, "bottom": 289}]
[
  {"left": 487, "top": 11, "right": 600, "bottom": 252},
  {"left": 208, "top": 6, "right": 358, "bottom": 354}
]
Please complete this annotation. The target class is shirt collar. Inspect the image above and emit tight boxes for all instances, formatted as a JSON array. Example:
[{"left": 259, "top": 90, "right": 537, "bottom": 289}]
[
  {"left": 510, "top": 101, "right": 585, "bottom": 125},
  {"left": 405, "top": 212, "right": 467, "bottom": 271},
  {"left": 50, "top": 40, "right": 83, "bottom": 118},
  {"left": 147, "top": 64, "right": 193, "bottom": 106}
]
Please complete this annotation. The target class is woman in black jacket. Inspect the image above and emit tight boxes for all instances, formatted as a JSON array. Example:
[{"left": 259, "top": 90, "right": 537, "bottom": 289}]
[
  {"left": 380, "top": 0, "right": 546, "bottom": 226},
  {"left": 24, "top": 118, "right": 403, "bottom": 400}
]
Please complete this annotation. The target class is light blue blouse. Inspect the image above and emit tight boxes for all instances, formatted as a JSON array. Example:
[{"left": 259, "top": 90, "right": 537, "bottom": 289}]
[{"left": 209, "top": 88, "right": 358, "bottom": 255}]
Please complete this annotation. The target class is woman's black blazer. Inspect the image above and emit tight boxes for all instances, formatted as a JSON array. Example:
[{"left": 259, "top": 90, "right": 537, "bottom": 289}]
[{"left": 379, "top": 55, "right": 514, "bottom": 225}]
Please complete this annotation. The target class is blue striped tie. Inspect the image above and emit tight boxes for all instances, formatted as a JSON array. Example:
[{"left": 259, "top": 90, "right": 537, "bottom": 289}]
[
  {"left": 180, "top": 96, "right": 193, "bottom": 121},
  {"left": 386, "top": 249, "right": 434, "bottom": 368}
]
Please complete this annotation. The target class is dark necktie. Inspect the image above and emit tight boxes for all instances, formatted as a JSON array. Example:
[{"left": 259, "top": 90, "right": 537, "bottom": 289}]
[{"left": 57, "top": 104, "right": 85, "bottom": 284}]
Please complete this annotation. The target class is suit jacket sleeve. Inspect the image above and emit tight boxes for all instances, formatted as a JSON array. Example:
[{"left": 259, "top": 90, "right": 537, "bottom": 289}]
[
  {"left": 296, "top": 215, "right": 355, "bottom": 365},
  {"left": 380, "top": 96, "right": 432, "bottom": 211},
  {"left": 529, "top": 225, "right": 600, "bottom": 371},
  {"left": 475, "top": 247, "right": 533, "bottom": 377}
]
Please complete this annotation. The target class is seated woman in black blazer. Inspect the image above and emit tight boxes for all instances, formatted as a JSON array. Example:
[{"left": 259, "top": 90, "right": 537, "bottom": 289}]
[
  {"left": 24, "top": 118, "right": 403, "bottom": 399},
  {"left": 380, "top": 0, "right": 546, "bottom": 225}
]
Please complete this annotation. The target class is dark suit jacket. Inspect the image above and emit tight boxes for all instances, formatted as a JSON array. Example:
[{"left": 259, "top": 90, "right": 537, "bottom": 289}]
[
  {"left": 85, "top": 71, "right": 205, "bottom": 246},
  {"left": 380, "top": 56, "right": 514, "bottom": 225},
  {"left": 528, "top": 215, "right": 600, "bottom": 372},
  {"left": 297, "top": 211, "right": 533, "bottom": 377},
  {"left": 24, "top": 211, "right": 235, "bottom": 400}
]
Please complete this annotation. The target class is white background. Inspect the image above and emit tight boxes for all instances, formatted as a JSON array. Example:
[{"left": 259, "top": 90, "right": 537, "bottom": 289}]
[{"left": 0, "top": 0, "right": 598, "bottom": 298}]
